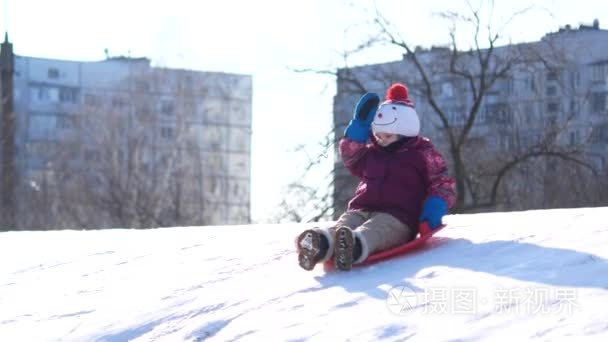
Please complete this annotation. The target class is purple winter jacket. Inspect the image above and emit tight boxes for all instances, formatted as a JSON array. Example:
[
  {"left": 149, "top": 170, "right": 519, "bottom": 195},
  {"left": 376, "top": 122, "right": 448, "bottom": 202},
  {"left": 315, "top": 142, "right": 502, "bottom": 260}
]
[{"left": 339, "top": 135, "right": 456, "bottom": 232}]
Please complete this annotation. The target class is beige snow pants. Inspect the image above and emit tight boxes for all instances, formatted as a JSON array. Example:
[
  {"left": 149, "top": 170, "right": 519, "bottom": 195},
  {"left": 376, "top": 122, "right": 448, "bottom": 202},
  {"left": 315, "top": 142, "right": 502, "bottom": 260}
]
[{"left": 316, "top": 210, "right": 416, "bottom": 263}]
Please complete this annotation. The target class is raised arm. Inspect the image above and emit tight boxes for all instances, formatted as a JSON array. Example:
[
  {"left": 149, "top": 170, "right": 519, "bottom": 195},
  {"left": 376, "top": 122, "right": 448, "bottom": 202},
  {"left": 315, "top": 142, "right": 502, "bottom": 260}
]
[
  {"left": 339, "top": 137, "right": 369, "bottom": 178},
  {"left": 339, "top": 92, "right": 380, "bottom": 178}
]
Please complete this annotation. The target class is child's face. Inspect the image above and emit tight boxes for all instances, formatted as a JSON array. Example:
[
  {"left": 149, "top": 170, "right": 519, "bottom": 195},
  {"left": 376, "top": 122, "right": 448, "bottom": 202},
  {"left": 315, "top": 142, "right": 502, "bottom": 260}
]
[{"left": 374, "top": 132, "right": 401, "bottom": 146}]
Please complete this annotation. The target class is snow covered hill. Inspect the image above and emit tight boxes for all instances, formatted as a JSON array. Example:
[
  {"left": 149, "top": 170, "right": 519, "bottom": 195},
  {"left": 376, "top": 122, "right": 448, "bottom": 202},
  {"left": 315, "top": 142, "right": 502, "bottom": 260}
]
[{"left": 1, "top": 207, "right": 608, "bottom": 341}]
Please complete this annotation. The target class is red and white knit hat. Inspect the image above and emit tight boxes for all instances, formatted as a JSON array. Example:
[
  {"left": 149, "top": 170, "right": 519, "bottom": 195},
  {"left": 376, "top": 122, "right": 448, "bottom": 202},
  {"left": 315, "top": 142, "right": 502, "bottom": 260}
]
[{"left": 372, "top": 83, "right": 420, "bottom": 137}]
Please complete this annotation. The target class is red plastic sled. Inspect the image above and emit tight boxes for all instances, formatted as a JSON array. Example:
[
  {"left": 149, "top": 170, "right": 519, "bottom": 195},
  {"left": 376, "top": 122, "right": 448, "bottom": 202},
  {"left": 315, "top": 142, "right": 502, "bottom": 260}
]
[{"left": 323, "top": 222, "right": 446, "bottom": 271}]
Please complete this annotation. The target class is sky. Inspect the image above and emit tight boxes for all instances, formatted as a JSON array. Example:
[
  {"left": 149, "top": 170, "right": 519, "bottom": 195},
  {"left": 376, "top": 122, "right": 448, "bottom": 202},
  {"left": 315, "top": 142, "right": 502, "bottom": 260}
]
[
  {"left": 2, "top": 0, "right": 608, "bottom": 222},
  {"left": 1, "top": 207, "right": 608, "bottom": 340}
]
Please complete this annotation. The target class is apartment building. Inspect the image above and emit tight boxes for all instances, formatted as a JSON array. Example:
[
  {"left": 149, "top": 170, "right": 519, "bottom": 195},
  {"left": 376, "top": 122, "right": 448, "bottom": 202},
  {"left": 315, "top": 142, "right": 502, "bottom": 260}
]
[
  {"left": 0, "top": 35, "right": 252, "bottom": 229},
  {"left": 333, "top": 20, "right": 608, "bottom": 216}
]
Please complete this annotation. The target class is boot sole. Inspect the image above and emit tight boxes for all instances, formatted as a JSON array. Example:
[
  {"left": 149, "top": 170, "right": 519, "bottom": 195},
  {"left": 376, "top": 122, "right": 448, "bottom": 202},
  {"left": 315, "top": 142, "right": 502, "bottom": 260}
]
[
  {"left": 297, "top": 230, "right": 320, "bottom": 271},
  {"left": 334, "top": 227, "right": 354, "bottom": 271}
]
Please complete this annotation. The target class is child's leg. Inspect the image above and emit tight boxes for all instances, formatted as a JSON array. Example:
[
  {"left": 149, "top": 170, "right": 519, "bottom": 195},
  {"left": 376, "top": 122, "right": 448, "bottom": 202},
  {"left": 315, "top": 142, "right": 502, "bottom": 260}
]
[
  {"left": 354, "top": 212, "right": 415, "bottom": 263},
  {"left": 332, "top": 211, "right": 369, "bottom": 271},
  {"left": 334, "top": 210, "right": 369, "bottom": 230}
]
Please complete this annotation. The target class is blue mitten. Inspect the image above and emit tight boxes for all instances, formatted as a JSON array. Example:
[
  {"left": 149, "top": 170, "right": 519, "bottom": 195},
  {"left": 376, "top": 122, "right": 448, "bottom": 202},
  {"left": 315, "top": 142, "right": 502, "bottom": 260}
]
[
  {"left": 344, "top": 92, "right": 380, "bottom": 143},
  {"left": 420, "top": 196, "right": 448, "bottom": 229}
]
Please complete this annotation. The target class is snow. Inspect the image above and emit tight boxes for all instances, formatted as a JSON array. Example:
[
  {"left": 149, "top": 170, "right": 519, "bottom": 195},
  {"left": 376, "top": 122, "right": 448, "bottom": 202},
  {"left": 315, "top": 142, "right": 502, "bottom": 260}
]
[{"left": 1, "top": 207, "right": 608, "bottom": 341}]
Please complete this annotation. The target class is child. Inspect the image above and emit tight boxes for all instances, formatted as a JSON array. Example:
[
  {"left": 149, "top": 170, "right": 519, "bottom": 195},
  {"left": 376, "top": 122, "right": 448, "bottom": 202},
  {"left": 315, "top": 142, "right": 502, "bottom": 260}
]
[{"left": 297, "top": 83, "right": 456, "bottom": 271}]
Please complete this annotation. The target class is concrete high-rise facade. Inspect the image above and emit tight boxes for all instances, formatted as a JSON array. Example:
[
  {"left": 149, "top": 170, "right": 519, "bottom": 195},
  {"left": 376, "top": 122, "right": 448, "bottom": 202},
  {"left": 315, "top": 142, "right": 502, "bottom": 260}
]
[
  {"left": 0, "top": 35, "right": 252, "bottom": 229},
  {"left": 1, "top": 33, "right": 17, "bottom": 229},
  {"left": 333, "top": 21, "right": 608, "bottom": 216}
]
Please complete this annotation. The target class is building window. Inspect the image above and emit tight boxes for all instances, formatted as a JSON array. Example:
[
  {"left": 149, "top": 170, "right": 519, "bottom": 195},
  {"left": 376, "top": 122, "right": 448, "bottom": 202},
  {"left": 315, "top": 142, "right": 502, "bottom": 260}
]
[
  {"left": 590, "top": 124, "right": 608, "bottom": 144},
  {"left": 161, "top": 100, "right": 174, "bottom": 116},
  {"left": 204, "top": 175, "right": 224, "bottom": 200},
  {"left": 230, "top": 100, "right": 250, "bottom": 124},
  {"left": 528, "top": 76, "right": 536, "bottom": 91},
  {"left": 183, "top": 101, "right": 196, "bottom": 119},
  {"left": 84, "top": 149, "right": 101, "bottom": 162},
  {"left": 182, "top": 76, "right": 194, "bottom": 94},
  {"left": 59, "top": 88, "right": 78, "bottom": 103},
  {"left": 158, "top": 154, "right": 171, "bottom": 168},
  {"left": 485, "top": 103, "right": 511, "bottom": 124},
  {"left": 56, "top": 114, "right": 78, "bottom": 129},
  {"left": 28, "top": 114, "right": 56, "bottom": 140},
  {"left": 26, "top": 142, "right": 55, "bottom": 160},
  {"left": 85, "top": 94, "right": 102, "bottom": 106},
  {"left": 187, "top": 124, "right": 204, "bottom": 146},
  {"left": 570, "top": 71, "right": 580, "bottom": 89},
  {"left": 447, "top": 107, "right": 466, "bottom": 126},
  {"left": 546, "top": 69, "right": 560, "bottom": 82},
  {"left": 547, "top": 102, "right": 560, "bottom": 112},
  {"left": 203, "top": 126, "right": 226, "bottom": 151},
  {"left": 497, "top": 78, "right": 513, "bottom": 95},
  {"left": 112, "top": 96, "right": 127, "bottom": 109},
  {"left": 135, "top": 80, "right": 150, "bottom": 93},
  {"left": 136, "top": 103, "right": 153, "bottom": 117},
  {"left": 591, "top": 92, "right": 607, "bottom": 113},
  {"left": 592, "top": 64, "right": 607, "bottom": 82},
  {"left": 500, "top": 136, "right": 511, "bottom": 150},
  {"left": 570, "top": 131, "right": 580, "bottom": 145},
  {"left": 36, "top": 87, "right": 48, "bottom": 100},
  {"left": 204, "top": 153, "right": 227, "bottom": 175},
  {"left": 546, "top": 86, "right": 557, "bottom": 96},
  {"left": 524, "top": 103, "right": 536, "bottom": 122},
  {"left": 48, "top": 68, "right": 60, "bottom": 79},
  {"left": 570, "top": 99, "right": 579, "bottom": 115},
  {"left": 204, "top": 99, "right": 227, "bottom": 124},
  {"left": 229, "top": 127, "right": 250, "bottom": 152},
  {"left": 160, "top": 126, "right": 175, "bottom": 139},
  {"left": 228, "top": 154, "right": 249, "bottom": 177},
  {"left": 33, "top": 86, "right": 59, "bottom": 102},
  {"left": 441, "top": 82, "right": 454, "bottom": 97}
]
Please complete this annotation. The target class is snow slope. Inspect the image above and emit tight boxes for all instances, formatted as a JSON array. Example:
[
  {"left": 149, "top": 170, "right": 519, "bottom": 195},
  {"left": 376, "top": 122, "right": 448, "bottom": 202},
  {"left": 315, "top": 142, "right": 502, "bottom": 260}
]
[{"left": 1, "top": 207, "right": 608, "bottom": 341}]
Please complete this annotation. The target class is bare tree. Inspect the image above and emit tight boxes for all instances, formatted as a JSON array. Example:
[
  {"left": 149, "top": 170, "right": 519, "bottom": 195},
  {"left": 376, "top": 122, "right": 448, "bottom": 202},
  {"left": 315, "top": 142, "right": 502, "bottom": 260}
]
[
  {"left": 366, "top": 4, "right": 600, "bottom": 211},
  {"left": 272, "top": 130, "right": 336, "bottom": 223},
  {"left": 21, "top": 68, "right": 251, "bottom": 229},
  {"left": 290, "top": 1, "right": 606, "bottom": 220},
  {"left": 47, "top": 94, "right": 200, "bottom": 228}
]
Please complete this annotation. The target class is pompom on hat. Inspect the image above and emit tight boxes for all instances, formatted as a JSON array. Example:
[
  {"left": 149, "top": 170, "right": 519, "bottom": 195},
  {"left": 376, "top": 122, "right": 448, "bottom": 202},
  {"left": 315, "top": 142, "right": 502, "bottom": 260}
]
[{"left": 372, "top": 83, "right": 420, "bottom": 137}]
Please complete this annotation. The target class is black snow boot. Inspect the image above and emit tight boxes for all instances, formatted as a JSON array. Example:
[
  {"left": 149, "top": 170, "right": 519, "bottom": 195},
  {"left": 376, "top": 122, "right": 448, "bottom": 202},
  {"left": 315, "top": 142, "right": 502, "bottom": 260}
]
[
  {"left": 297, "top": 229, "right": 329, "bottom": 271},
  {"left": 334, "top": 227, "right": 365, "bottom": 271},
  {"left": 334, "top": 226, "right": 356, "bottom": 271}
]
